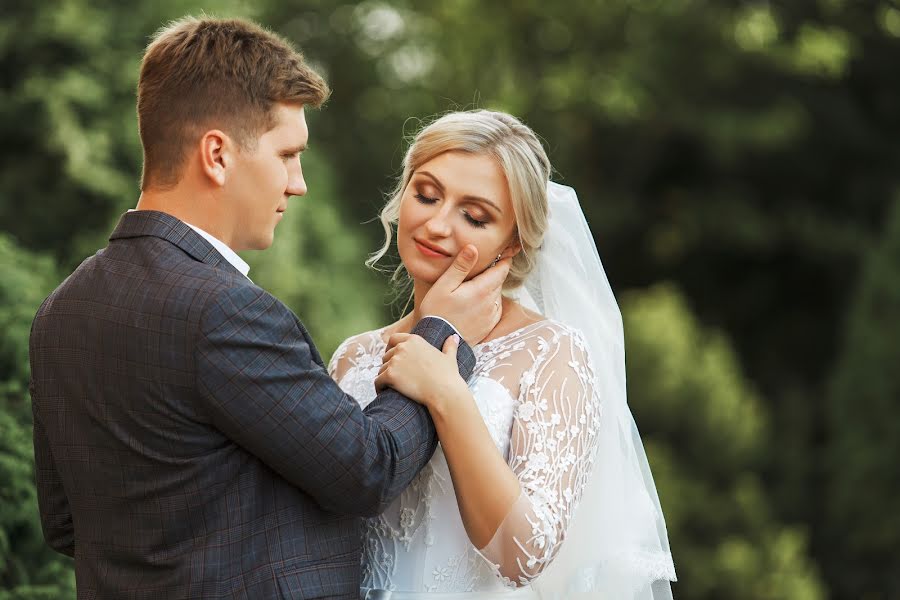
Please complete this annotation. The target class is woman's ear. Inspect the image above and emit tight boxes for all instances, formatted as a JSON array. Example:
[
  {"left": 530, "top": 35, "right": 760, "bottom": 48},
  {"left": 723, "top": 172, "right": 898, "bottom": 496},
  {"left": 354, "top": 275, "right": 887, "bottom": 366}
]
[{"left": 504, "top": 235, "right": 523, "bottom": 260}]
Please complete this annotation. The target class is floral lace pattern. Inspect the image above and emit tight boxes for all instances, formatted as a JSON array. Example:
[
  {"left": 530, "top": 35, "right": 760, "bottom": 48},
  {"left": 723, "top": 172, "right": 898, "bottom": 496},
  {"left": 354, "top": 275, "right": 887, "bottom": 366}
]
[{"left": 328, "top": 320, "right": 601, "bottom": 592}]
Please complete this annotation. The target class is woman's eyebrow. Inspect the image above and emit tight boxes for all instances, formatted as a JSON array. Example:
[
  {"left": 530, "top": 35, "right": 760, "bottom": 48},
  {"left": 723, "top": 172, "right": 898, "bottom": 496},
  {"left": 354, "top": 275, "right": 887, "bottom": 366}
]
[{"left": 417, "top": 170, "right": 445, "bottom": 192}]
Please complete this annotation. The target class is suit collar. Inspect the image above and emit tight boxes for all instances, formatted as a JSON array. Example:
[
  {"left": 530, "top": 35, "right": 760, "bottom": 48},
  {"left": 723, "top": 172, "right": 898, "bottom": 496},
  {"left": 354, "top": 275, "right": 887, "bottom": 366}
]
[{"left": 109, "top": 209, "right": 232, "bottom": 272}]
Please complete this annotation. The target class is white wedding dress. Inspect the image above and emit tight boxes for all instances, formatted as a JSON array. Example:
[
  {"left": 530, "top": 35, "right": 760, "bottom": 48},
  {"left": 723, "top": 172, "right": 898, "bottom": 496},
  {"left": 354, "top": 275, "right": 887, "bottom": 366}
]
[
  {"left": 328, "top": 182, "right": 675, "bottom": 599},
  {"left": 329, "top": 318, "right": 601, "bottom": 597}
]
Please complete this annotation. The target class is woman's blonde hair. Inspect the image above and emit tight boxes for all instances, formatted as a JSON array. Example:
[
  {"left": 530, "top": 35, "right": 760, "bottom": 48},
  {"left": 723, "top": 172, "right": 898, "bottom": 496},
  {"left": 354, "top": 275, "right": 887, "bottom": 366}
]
[{"left": 368, "top": 110, "right": 551, "bottom": 294}]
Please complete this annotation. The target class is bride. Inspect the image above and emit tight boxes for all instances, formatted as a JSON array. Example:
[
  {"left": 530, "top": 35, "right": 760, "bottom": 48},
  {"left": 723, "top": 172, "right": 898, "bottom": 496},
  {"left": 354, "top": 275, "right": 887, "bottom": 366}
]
[{"left": 329, "top": 110, "right": 676, "bottom": 599}]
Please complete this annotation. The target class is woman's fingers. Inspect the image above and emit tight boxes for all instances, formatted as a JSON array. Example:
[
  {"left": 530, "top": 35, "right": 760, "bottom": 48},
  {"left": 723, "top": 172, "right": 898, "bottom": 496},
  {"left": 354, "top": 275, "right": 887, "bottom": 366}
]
[
  {"left": 381, "top": 346, "right": 397, "bottom": 365},
  {"left": 374, "top": 372, "right": 387, "bottom": 392},
  {"left": 386, "top": 332, "right": 413, "bottom": 351},
  {"left": 376, "top": 334, "right": 452, "bottom": 398}
]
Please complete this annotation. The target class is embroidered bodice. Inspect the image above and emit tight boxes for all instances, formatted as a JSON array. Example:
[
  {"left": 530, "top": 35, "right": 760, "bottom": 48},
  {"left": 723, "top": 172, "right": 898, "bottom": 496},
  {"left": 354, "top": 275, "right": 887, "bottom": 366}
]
[{"left": 328, "top": 319, "right": 602, "bottom": 593}]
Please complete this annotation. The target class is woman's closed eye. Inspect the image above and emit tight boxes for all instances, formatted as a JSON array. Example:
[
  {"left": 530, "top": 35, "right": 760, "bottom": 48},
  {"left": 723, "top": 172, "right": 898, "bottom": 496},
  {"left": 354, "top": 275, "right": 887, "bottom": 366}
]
[
  {"left": 414, "top": 193, "right": 438, "bottom": 205},
  {"left": 415, "top": 193, "right": 489, "bottom": 229},
  {"left": 463, "top": 211, "right": 488, "bottom": 228}
]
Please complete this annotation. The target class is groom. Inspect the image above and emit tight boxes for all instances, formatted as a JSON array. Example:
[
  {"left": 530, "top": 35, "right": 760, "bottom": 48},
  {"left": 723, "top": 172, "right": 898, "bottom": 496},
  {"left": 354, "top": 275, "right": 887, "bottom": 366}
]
[{"left": 29, "top": 16, "right": 508, "bottom": 599}]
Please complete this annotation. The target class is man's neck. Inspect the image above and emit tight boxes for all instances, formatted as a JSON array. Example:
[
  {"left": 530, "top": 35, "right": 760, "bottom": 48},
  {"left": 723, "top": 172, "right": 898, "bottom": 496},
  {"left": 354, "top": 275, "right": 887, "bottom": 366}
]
[
  {"left": 134, "top": 189, "right": 250, "bottom": 279},
  {"left": 136, "top": 188, "right": 233, "bottom": 249}
]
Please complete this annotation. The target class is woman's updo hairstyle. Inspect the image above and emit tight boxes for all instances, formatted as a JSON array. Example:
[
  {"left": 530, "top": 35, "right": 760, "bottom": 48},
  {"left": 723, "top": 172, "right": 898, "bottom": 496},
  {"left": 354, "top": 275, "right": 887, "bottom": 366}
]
[{"left": 368, "top": 110, "right": 552, "bottom": 292}]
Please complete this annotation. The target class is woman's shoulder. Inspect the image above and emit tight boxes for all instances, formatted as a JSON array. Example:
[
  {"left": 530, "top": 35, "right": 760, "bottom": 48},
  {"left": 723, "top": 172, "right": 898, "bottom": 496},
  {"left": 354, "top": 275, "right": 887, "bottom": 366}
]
[
  {"left": 476, "top": 317, "right": 589, "bottom": 370},
  {"left": 333, "top": 326, "right": 389, "bottom": 356},
  {"left": 481, "top": 301, "right": 587, "bottom": 349},
  {"left": 527, "top": 317, "right": 586, "bottom": 340},
  {"left": 515, "top": 318, "right": 589, "bottom": 357},
  {"left": 328, "top": 326, "right": 390, "bottom": 375}
]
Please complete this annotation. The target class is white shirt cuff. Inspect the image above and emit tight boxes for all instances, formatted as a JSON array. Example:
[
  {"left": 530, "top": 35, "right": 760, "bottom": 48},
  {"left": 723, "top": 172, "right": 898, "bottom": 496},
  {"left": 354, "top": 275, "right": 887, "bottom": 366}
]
[{"left": 421, "top": 315, "right": 462, "bottom": 338}]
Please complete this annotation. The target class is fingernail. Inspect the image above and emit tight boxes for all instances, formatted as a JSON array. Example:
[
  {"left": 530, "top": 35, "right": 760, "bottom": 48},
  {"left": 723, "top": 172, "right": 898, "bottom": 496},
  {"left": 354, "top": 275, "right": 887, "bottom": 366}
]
[
  {"left": 461, "top": 246, "right": 476, "bottom": 261},
  {"left": 452, "top": 334, "right": 460, "bottom": 344}
]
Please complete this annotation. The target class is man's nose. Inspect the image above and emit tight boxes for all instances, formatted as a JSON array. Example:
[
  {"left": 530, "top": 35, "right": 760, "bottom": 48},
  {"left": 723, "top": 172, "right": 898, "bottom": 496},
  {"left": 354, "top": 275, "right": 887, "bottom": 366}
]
[{"left": 287, "top": 165, "right": 307, "bottom": 197}]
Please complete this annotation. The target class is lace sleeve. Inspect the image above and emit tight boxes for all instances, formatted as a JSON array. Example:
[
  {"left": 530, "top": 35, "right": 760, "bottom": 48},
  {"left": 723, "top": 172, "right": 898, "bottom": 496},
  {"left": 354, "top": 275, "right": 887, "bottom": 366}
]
[
  {"left": 327, "top": 334, "right": 371, "bottom": 384},
  {"left": 327, "top": 338, "right": 350, "bottom": 382},
  {"left": 478, "top": 327, "right": 602, "bottom": 586}
]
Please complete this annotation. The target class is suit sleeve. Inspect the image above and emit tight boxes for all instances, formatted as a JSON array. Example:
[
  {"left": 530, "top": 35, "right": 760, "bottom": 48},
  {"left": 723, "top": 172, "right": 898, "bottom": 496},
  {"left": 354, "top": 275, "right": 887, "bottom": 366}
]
[
  {"left": 194, "top": 284, "right": 474, "bottom": 517},
  {"left": 31, "top": 388, "right": 75, "bottom": 557}
]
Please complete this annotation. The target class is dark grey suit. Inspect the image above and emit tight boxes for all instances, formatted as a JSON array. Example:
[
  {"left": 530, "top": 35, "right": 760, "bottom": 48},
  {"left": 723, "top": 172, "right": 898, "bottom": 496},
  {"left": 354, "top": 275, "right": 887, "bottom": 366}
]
[{"left": 29, "top": 210, "right": 475, "bottom": 599}]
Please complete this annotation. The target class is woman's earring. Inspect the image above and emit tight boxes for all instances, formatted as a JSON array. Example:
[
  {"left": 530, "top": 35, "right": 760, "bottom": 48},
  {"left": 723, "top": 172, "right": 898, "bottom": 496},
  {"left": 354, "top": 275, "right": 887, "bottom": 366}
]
[{"left": 490, "top": 253, "right": 503, "bottom": 268}]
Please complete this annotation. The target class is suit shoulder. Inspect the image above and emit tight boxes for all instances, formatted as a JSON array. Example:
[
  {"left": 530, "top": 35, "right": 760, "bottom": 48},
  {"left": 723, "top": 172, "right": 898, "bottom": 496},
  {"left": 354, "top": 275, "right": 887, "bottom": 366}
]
[{"left": 196, "top": 275, "right": 289, "bottom": 326}]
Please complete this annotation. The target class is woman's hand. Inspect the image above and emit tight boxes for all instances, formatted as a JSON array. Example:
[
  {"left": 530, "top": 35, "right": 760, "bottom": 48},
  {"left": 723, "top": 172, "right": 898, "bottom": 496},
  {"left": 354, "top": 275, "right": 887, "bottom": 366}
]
[
  {"left": 415, "top": 245, "right": 511, "bottom": 345},
  {"left": 377, "top": 332, "right": 523, "bottom": 551},
  {"left": 374, "top": 333, "right": 468, "bottom": 410}
]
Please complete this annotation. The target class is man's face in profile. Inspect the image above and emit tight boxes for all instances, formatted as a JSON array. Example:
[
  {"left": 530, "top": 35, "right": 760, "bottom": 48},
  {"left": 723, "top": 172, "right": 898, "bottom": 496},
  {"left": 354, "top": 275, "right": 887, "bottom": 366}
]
[{"left": 227, "top": 102, "right": 309, "bottom": 251}]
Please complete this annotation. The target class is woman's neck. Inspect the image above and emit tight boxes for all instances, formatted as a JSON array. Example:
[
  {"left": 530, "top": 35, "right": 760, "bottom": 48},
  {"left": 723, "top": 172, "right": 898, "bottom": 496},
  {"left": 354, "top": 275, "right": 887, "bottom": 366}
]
[
  {"left": 411, "top": 278, "right": 431, "bottom": 320},
  {"left": 387, "top": 277, "right": 539, "bottom": 343},
  {"left": 386, "top": 279, "right": 431, "bottom": 337}
]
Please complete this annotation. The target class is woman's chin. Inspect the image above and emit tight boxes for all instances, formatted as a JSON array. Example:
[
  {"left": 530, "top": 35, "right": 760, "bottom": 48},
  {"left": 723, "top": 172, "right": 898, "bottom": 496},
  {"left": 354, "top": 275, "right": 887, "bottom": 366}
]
[{"left": 404, "top": 262, "right": 445, "bottom": 285}]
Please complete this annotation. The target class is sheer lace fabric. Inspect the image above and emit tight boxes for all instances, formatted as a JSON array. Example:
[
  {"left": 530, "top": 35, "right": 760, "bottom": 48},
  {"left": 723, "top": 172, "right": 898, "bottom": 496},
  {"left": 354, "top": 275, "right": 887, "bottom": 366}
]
[{"left": 329, "top": 320, "right": 601, "bottom": 593}]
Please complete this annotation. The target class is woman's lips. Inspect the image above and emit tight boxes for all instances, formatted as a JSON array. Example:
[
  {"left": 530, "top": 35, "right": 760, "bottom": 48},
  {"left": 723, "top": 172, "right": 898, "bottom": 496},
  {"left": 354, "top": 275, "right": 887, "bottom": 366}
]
[{"left": 414, "top": 239, "right": 450, "bottom": 258}]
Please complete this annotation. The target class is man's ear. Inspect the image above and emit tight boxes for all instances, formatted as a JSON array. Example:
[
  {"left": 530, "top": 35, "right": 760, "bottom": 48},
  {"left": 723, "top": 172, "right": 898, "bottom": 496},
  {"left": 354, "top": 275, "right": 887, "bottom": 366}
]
[{"left": 199, "top": 130, "right": 230, "bottom": 187}]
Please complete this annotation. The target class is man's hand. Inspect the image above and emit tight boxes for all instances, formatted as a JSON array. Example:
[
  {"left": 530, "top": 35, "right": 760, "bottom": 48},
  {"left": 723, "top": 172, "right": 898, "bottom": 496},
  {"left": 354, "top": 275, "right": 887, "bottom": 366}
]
[{"left": 418, "top": 245, "right": 511, "bottom": 345}]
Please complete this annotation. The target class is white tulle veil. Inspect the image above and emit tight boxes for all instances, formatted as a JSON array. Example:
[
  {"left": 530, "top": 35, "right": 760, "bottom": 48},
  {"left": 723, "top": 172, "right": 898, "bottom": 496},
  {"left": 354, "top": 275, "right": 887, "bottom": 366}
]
[{"left": 508, "top": 182, "right": 676, "bottom": 599}]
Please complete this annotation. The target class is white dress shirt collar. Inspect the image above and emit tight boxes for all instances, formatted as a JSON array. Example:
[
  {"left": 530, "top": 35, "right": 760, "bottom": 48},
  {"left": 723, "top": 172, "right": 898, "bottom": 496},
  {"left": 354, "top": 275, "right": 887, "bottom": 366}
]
[
  {"left": 126, "top": 209, "right": 250, "bottom": 279},
  {"left": 184, "top": 223, "right": 251, "bottom": 279}
]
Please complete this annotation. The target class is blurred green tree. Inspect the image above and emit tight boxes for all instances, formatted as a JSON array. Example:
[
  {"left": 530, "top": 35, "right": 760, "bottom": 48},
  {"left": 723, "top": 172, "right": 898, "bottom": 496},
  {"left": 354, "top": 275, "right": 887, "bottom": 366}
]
[
  {"left": 825, "top": 195, "right": 900, "bottom": 598},
  {"left": 623, "top": 284, "right": 824, "bottom": 600},
  {"left": 0, "top": 235, "right": 74, "bottom": 599},
  {"left": 0, "top": 0, "right": 253, "bottom": 266}
]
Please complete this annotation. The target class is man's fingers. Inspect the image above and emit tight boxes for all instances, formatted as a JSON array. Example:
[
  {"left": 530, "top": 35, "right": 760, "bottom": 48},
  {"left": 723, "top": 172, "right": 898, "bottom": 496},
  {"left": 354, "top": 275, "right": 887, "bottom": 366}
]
[{"left": 432, "top": 245, "right": 478, "bottom": 293}]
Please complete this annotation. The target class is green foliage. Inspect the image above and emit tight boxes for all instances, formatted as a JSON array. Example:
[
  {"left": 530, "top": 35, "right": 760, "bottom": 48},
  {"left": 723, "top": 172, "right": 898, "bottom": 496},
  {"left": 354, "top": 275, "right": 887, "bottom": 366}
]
[
  {"left": 826, "top": 196, "right": 900, "bottom": 597},
  {"left": 0, "top": 0, "right": 254, "bottom": 265},
  {"left": 0, "top": 237, "right": 58, "bottom": 400},
  {"left": 0, "top": 235, "right": 73, "bottom": 598},
  {"left": 623, "top": 284, "right": 824, "bottom": 600},
  {"left": 0, "top": 409, "right": 76, "bottom": 600}
]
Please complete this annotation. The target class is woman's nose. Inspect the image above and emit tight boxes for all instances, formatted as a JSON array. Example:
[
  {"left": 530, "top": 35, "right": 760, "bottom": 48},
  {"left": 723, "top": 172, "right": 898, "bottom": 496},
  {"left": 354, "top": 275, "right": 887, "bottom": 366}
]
[{"left": 424, "top": 209, "right": 452, "bottom": 236}]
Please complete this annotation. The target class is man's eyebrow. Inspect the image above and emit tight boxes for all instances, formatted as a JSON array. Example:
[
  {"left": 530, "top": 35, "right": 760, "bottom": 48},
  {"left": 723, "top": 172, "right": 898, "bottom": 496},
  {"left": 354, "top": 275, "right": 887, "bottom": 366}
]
[
  {"left": 283, "top": 144, "right": 307, "bottom": 154},
  {"left": 416, "top": 170, "right": 503, "bottom": 214}
]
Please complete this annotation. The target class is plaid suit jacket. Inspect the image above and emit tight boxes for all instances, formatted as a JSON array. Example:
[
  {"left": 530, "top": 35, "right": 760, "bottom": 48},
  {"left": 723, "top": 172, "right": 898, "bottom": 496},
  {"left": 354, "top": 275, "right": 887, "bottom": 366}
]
[{"left": 29, "top": 210, "right": 476, "bottom": 599}]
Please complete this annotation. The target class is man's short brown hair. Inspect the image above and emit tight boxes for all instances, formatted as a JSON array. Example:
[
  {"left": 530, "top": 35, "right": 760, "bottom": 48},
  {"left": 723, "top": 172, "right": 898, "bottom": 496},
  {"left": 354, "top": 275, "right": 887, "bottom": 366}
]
[{"left": 137, "top": 16, "right": 330, "bottom": 190}]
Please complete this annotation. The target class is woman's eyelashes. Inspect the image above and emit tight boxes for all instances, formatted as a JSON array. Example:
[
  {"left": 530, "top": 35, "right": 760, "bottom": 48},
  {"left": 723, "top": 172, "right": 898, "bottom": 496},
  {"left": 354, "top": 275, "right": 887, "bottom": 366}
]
[
  {"left": 463, "top": 211, "right": 488, "bottom": 228},
  {"left": 414, "top": 193, "right": 489, "bottom": 229},
  {"left": 414, "top": 192, "right": 438, "bottom": 205}
]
